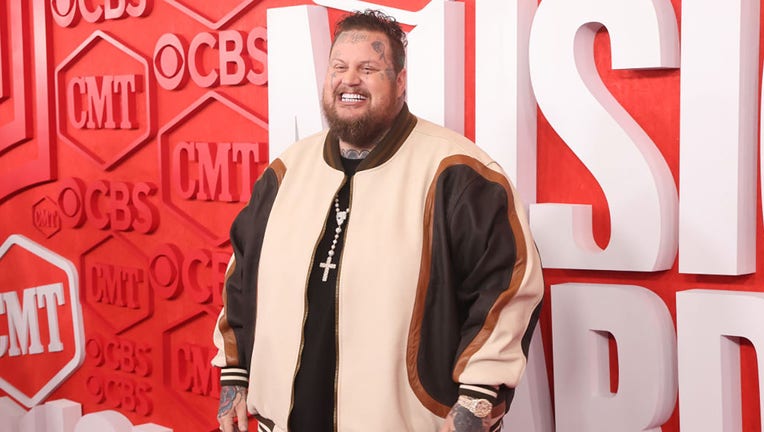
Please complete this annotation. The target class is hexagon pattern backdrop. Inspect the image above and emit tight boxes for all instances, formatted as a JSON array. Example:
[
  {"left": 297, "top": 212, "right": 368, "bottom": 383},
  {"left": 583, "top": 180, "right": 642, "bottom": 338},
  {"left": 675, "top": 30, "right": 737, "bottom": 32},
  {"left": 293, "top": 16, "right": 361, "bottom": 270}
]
[
  {"left": 1, "top": 0, "right": 763, "bottom": 431},
  {"left": 0, "top": 1, "right": 272, "bottom": 429}
]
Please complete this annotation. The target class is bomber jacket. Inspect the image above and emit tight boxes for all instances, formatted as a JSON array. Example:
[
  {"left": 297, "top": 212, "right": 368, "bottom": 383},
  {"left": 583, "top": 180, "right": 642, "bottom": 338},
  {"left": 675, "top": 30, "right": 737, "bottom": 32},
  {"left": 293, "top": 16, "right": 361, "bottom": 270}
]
[{"left": 212, "top": 105, "right": 544, "bottom": 432}]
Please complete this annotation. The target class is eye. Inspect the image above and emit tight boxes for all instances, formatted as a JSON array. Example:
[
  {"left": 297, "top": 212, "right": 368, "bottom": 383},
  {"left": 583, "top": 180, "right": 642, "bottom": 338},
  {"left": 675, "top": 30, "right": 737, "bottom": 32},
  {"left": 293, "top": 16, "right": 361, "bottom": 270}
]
[
  {"left": 333, "top": 64, "right": 348, "bottom": 72},
  {"left": 362, "top": 66, "right": 376, "bottom": 74}
]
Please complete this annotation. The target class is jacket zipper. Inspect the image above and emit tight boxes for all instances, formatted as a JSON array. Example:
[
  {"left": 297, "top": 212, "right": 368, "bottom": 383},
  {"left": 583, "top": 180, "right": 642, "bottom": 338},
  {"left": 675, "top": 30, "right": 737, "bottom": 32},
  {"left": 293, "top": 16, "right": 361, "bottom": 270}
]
[
  {"left": 288, "top": 177, "right": 348, "bottom": 424},
  {"left": 333, "top": 176, "right": 353, "bottom": 432}
]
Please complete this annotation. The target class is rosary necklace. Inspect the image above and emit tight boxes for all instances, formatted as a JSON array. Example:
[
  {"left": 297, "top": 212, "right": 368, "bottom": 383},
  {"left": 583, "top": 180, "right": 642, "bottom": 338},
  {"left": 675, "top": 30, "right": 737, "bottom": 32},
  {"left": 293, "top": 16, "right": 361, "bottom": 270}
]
[{"left": 319, "top": 195, "right": 349, "bottom": 282}]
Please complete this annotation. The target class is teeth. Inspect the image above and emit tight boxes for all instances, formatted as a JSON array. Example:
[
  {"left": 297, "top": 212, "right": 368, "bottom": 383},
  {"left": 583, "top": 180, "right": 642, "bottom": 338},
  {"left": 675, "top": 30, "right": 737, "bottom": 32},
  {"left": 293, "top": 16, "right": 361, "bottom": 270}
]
[{"left": 340, "top": 93, "right": 367, "bottom": 102}]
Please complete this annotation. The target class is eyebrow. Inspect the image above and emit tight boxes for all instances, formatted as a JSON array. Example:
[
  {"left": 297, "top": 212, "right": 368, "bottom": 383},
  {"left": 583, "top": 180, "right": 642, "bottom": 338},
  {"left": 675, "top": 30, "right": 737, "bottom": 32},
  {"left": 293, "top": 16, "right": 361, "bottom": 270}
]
[{"left": 329, "top": 58, "right": 382, "bottom": 67}]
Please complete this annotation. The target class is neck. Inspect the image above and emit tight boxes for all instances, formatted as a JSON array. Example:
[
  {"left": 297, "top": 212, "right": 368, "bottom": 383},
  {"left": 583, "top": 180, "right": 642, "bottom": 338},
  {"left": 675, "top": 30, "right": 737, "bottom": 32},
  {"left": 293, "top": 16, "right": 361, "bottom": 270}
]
[
  {"left": 339, "top": 142, "right": 373, "bottom": 160},
  {"left": 338, "top": 128, "right": 388, "bottom": 159}
]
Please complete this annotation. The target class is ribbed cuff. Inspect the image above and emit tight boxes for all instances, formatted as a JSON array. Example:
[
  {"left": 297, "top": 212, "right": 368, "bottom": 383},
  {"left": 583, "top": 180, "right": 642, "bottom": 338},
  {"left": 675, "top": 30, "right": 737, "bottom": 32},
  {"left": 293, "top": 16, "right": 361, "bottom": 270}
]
[
  {"left": 221, "top": 367, "right": 249, "bottom": 387},
  {"left": 458, "top": 384, "right": 499, "bottom": 405}
]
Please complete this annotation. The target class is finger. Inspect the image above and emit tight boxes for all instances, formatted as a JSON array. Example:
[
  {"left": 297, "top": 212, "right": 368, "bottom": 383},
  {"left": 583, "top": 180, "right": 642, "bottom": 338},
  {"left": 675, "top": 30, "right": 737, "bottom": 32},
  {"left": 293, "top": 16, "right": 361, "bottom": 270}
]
[
  {"left": 236, "top": 399, "right": 249, "bottom": 431},
  {"left": 219, "top": 416, "right": 235, "bottom": 432}
]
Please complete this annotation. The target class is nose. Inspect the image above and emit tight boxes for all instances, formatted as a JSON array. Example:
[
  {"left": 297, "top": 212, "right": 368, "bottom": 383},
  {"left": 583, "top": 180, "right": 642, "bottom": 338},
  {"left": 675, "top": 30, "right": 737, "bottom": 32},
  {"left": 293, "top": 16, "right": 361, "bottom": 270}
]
[{"left": 340, "top": 69, "right": 361, "bottom": 86}]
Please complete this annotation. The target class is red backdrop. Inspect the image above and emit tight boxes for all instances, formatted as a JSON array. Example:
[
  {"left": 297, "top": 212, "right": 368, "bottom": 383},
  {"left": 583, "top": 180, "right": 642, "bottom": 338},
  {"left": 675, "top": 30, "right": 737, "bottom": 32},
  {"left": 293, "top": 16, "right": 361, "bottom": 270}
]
[{"left": 0, "top": 0, "right": 761, "bottom": 430}]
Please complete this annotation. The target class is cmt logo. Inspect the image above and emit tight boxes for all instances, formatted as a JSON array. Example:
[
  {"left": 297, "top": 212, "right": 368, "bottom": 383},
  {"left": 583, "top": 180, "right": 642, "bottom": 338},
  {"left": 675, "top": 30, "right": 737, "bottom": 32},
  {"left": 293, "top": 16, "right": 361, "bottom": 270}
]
[
  {"left": 87, "top": 263, "right": 144, "bottom": 309},
  {"left": 172, "top": 141, "right": 264, "bottom": 202},
  {"left": 171, "top": 342, "right": 220, "bottom": 397},
  {"left": 0, "top": 235, "right": 85, "bottom": 408},
  {"left": 32, "top": 197, "right": 62, "bottom": 239},
  {"left": 162, "top": 310, "right": 221, "bottom": 429},
  {"left": 56, "top": 30, "right": 154, "bottom": 171},
  {"left": 159, "top": 91, "right": 268, "bottom": 246},
  {"left": 0, "top": 284, "right": 66, "bottom": 357},
  {"left": 65, "top": 74, "right": 140, "bottom": 130},
  {"left": 81, "top": 234, "right": 153, "bottom": 334},
  {"left": 0, "top": 0, "right": 55, "bottom": 202}
]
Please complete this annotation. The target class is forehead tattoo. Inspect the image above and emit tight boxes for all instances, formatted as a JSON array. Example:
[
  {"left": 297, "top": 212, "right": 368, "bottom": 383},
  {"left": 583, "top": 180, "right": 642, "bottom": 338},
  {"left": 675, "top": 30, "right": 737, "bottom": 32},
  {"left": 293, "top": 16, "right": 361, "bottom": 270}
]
[{"left": 336, "top": 31, "right": 369, "bottom": 44}]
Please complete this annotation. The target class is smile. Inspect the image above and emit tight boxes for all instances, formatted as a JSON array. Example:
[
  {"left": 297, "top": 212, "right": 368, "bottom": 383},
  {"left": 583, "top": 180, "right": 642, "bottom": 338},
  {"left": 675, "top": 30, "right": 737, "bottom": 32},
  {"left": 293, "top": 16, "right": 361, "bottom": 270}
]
[{"left": 340, "top": 93, "right": 367, "bottom": 102}]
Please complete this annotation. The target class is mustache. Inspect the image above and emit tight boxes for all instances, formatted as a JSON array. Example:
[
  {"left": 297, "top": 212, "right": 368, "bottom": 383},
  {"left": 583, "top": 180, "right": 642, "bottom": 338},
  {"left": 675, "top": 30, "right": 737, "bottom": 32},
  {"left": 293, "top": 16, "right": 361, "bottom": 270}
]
[{"left": 334, "top": 87, "right": 370, "bottom": 98}]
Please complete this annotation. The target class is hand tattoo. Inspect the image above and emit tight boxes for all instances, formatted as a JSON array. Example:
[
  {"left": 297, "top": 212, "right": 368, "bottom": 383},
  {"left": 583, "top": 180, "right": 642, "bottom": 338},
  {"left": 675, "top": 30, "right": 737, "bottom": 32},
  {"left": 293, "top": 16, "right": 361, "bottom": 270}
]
[
  {"left": 218, "top": 385, "right": 246, "bottom": 419},
  {"left": 446, "top": 404, "right": 490, "bottom": 432}
]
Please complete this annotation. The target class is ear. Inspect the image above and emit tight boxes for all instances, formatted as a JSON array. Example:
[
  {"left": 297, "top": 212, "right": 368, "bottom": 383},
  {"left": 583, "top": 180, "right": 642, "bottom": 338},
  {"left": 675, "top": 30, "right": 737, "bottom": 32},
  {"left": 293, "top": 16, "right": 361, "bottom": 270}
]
[{"left": 396, "top": 68, "right": 407, "bottom": 99}]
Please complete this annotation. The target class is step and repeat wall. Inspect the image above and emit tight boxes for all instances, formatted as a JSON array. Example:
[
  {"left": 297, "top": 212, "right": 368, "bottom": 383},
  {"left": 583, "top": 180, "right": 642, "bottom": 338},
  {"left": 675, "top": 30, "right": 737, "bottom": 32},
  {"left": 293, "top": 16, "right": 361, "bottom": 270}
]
[{"left": 1, "top": 0, "right": 763, "bottom": 431}]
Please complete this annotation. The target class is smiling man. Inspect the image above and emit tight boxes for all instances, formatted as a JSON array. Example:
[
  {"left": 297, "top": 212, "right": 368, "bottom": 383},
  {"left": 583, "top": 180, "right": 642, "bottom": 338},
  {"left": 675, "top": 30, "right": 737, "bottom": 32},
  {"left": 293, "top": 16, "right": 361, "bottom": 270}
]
[{"left": 213, "top": 9, "right": 544, "bottom": 432}]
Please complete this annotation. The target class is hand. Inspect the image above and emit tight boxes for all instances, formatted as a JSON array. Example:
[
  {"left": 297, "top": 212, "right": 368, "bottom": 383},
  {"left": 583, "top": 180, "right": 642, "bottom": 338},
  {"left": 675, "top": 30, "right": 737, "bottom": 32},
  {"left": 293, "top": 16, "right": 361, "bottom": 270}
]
[
  {"left": 217, "top": 385, "right": 249, "bottom": 432},
  {"left": 438, "top": 399, "right": 497, "bottom": 432}
]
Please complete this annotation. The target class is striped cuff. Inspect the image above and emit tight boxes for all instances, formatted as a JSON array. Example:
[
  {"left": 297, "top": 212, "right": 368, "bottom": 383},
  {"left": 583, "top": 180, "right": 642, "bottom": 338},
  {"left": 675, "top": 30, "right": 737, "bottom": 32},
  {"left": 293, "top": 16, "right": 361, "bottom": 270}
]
[
  {"left": 221, "top": 367, "right": 249, "bottom": 387},
  {"left": 458, "top": 384, "right": 499, "bottom": 405}
]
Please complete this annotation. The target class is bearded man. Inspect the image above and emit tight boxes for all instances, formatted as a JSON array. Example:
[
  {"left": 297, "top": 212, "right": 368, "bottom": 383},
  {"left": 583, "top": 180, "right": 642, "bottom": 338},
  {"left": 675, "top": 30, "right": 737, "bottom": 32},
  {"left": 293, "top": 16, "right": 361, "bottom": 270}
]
[{"left": 212, "top": 9, "right": 544, "bottom": 432}]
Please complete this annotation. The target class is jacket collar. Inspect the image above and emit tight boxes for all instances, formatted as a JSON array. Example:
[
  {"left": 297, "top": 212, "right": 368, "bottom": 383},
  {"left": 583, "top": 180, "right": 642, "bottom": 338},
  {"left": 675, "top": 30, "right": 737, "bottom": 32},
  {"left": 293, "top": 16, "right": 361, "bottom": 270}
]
[{"left": 323, "top": 103, "right": 418, "bottom": 172}]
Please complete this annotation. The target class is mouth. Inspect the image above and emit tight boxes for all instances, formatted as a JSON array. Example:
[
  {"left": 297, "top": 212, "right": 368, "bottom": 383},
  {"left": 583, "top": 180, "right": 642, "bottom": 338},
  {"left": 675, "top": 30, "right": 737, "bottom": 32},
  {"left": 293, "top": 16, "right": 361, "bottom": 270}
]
[{"left": 339, "top": 92, "right": 368, "bottom": 103}]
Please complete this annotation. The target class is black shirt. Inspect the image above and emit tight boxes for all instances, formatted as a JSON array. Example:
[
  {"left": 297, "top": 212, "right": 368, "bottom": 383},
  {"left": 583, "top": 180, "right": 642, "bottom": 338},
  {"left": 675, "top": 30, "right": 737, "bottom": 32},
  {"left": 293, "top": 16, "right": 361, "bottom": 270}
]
[{"left": 288, "top": 156, "right": 362, "bottom": 432}]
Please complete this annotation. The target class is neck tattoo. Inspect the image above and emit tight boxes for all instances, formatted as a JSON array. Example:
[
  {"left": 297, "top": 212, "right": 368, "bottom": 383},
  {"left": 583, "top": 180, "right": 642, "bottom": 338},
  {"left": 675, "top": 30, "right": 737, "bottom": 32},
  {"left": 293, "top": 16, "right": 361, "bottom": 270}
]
[
  {"left": 319, "top": 195, "right": 349, "bottom": 282},
  {"left": 341, "top": 148, "right": 371, "bottom": 159}
]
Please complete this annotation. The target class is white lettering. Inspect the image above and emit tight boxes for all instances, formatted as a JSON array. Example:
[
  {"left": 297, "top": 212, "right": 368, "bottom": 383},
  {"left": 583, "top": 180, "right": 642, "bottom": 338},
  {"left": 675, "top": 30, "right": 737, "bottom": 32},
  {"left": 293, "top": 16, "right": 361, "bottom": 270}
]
[
  {"left": 678, "top": 0, "right": 760, "bottom": 275},
  {"left": 0, "top": 302, "right": 7, "bottom": 357},
  {"left": 1, "top": 284, "right": 65, "bottom": 356},
  {"left": 475, "top": 0, "right": 538, "bottom": 206},
  {"left": 503, "top": 326, "right": 554, "bottom": 432},
  {"left": 527, "top": 0, "right": 680, "bottom": 271},
  {"left": 399, "top": 0, "right": 465, "bottom": 134},
  {"left": 266, "top": 5, "right": 331, "bottom": 160},
  {"left": 0, "top": 397, "right": 173, "bottom": 431},
  {"left": 676, "top": 289, "right": 764, "bottom": 430},
  {"left": 4, "top": 289, "right": 44, "bottom": 356},
  {"left": 36, "top": 284, "right": 65, "bottom": 353},
  {"left": 551, "top": 283, "right": 677, "bottom": 431}
]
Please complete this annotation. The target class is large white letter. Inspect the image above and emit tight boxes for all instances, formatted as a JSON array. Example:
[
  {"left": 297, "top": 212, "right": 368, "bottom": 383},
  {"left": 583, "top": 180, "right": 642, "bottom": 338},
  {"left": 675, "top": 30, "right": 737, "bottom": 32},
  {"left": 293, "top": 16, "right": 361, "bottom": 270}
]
[
  {"left": 679, "top": 0, "right": 759, "bottom": 275},
  {"left": 552, "top": 283, "right": 677, "bottom": 431},
  {"left": 0, "top": 397, "right": 25, "bottom": 432},
  {"left": 677, "top": 289, "right": 764, "bottom": 431},
  {"left": 475, "top": 0, "right": 537, "bottom": 206},
  {"left": 405, "top": 1, "right": 464, "bottom": 133},
  {"left": 18, "top": 399, "right": 81, "bottom": 432},
  {"left": 267, "top": 5, "right": 330, "bottom": 160},
  {"left": 503, "top": 326, "right": 554, "bottom": 432},
  {"left": 528, "top": 0, "right": 679, "bottom": 271}
]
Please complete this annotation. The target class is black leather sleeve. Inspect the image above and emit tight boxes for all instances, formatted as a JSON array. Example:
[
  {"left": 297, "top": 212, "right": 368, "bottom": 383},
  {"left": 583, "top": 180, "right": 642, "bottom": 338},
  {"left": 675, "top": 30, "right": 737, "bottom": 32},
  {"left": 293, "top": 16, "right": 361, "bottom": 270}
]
[{"left": 223, "top": 165, "right": 282, "bottom": 369}]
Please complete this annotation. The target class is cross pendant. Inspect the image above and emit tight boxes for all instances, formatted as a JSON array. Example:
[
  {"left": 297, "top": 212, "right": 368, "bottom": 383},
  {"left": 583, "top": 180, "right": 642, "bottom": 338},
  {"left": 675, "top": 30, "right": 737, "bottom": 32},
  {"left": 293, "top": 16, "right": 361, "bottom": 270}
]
[
  {"left": 319, "top": 255, "right": 337, "bottom": 282},
  {"left": 336, "top": 211, "right": 347, "bottom": 226}
]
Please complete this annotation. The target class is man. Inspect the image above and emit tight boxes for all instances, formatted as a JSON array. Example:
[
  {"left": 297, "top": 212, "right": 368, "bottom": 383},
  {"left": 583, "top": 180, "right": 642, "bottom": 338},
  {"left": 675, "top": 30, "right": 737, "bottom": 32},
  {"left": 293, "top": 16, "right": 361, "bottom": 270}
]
[{"left": 213, "top": 9, "right": 543, "bottom": 432}]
